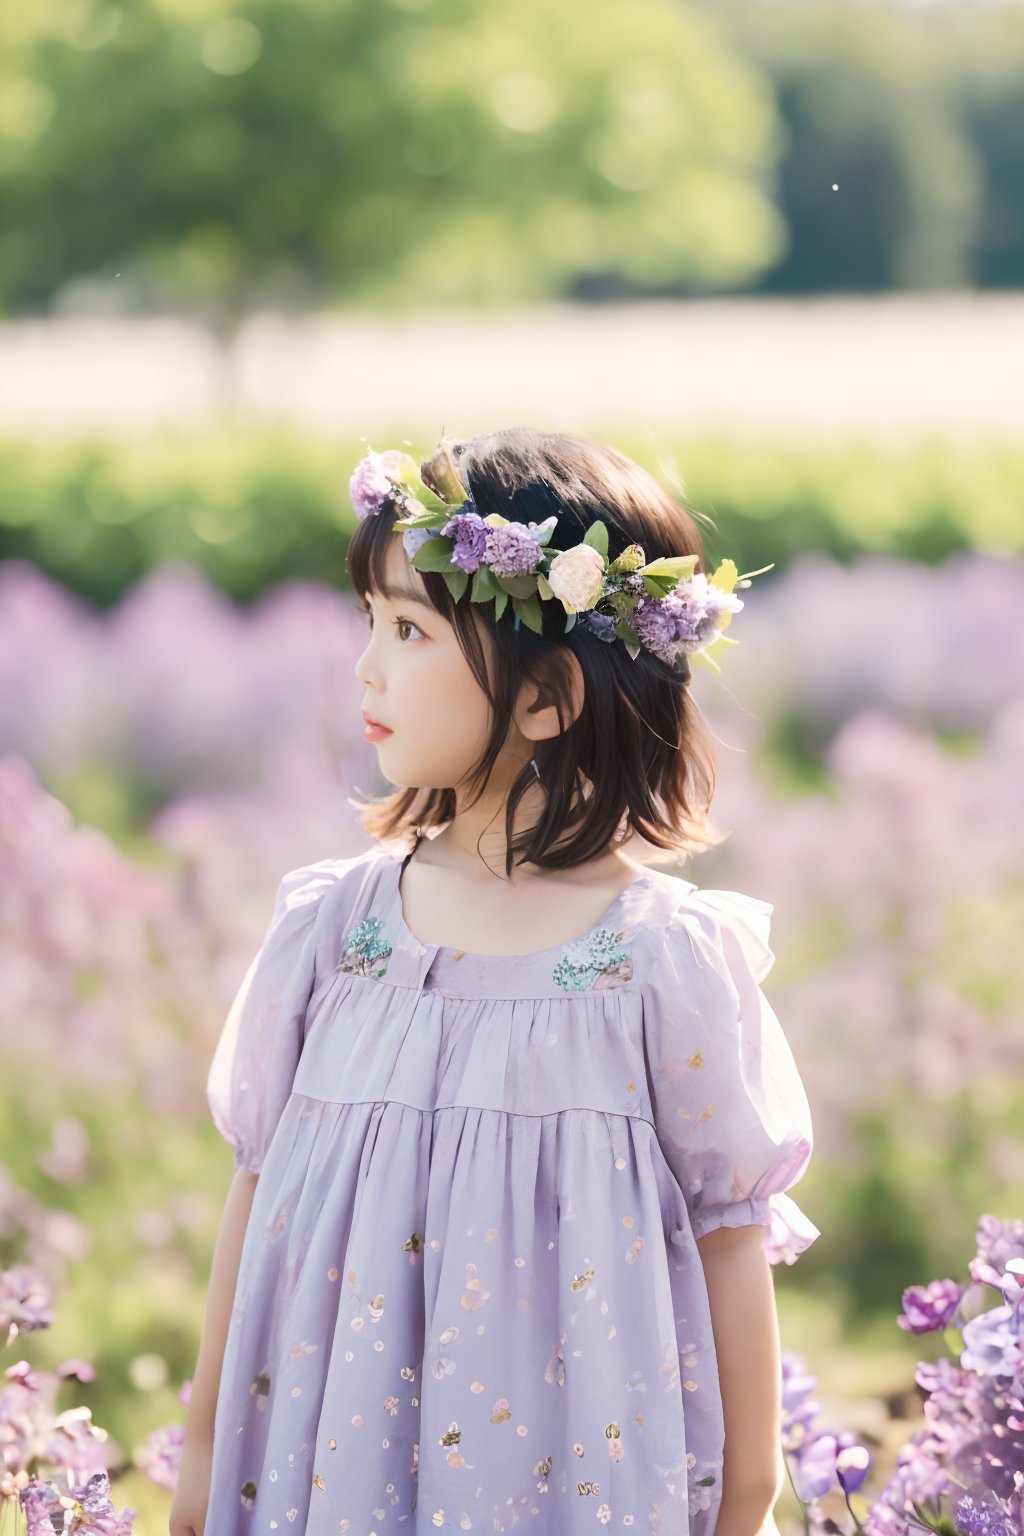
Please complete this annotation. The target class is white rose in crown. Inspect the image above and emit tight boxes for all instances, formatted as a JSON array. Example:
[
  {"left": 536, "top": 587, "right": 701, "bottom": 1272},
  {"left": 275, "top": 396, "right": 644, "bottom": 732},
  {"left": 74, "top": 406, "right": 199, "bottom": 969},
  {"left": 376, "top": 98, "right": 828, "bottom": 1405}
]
[{"left": 546, "top": 543, "right": 607, "bottom": 613}]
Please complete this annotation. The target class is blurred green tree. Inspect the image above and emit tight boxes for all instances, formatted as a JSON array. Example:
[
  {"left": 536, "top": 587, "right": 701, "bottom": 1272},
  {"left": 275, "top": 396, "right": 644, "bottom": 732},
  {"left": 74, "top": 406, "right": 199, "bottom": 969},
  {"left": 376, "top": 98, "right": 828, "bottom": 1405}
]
[
  {"left": 714, "top": 0, "right": 1024, "bottom": 295},
  {"left": 0, "top": 0, "right": 785, "bottom": 317}
]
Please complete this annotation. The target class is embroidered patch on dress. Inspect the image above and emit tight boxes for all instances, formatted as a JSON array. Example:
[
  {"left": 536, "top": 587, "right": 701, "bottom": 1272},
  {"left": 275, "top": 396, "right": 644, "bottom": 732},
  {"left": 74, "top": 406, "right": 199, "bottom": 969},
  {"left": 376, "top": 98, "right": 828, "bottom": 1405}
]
[
  {"left": 552, "top": 929, "right": 633, "bottom": 992},
  {"left": 336, "top": 915, "right": 393, "bottom": 978}
]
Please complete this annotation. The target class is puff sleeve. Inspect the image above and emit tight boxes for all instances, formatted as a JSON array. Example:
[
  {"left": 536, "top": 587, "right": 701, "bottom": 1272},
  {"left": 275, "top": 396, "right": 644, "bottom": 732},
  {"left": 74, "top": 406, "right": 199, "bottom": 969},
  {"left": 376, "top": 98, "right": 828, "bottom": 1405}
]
[
  {"left": 644, "top": 887, "right": 820, "bottom": 1264},
  {"left": 206, "top": 862, "right": 336, "bottom": 1174}
]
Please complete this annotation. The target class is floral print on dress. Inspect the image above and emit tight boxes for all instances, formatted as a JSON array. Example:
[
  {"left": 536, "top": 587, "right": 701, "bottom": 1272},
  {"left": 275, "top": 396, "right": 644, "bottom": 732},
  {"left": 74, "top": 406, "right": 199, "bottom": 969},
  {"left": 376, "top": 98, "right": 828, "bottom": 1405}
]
[
  {"left": 552, "top": 928, "right": 633, "bottom": 992},
  {"left": 336, "top": 915, "right": 393, "bottom": 978}
]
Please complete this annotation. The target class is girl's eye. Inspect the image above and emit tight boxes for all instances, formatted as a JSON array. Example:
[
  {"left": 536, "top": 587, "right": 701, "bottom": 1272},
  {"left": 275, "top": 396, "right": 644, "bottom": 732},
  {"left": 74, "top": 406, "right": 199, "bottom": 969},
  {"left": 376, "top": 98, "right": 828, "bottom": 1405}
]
[{"left": 356, "top": 603, "right": 423, "bottom": 642}]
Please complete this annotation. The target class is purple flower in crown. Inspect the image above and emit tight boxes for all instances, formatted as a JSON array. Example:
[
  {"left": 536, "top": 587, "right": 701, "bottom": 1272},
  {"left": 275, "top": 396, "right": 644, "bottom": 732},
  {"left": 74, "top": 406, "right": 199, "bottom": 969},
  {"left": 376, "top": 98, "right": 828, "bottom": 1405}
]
[
  {"left": 631, "top": 573, "right": 743, "bottom": 666},
  {"left": 441, "top": 508, "right": 489, "bottom": 573},
  {"left": 349, "top": 450, "right": 394, "bottom": 521},
  {"left": 483, "top": 522, "right": 544, "bottom": 579},
  {"left": 576, "top": 610, "right": 617, "bottom": 644}
]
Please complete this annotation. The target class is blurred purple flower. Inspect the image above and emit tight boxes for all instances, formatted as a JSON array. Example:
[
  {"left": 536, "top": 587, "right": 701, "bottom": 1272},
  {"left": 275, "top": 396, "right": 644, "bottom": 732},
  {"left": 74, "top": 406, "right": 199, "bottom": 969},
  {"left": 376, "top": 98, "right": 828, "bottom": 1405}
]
[
  {"left": 898, "top": 1278, "right": 966, "bottom": 1333},
  {"left": 791, "top": 1429, "right": 873, "bottom": 1502},
  {"left": 780, "top": 1351, "right": 822, "bottom": 1451},
  {"left": 866, "top": 1222, "right": 1024, "bottom": 1536},
  {"left": 1001, "top": 1260, "right": 1024, "bottom": 1317},
  {"left": 63, "top": 1469, "right": 138, "bottom": 1533},
  {"left": 18, "top": 1480, "right": 65, "bottom": 1536},
  {"left": 0, "top": 1265, "right": 55, "bottom": 1340},
  {"left": 960, "top": 1301, "right": 1022, "bottom": 1379},
  {"left": 779, "top": 1352, "right": 873, "bottom": 1506},
  {"left": 837, "top": 1443, "right": 872, "bottom": 1494},
  {"left": 954, "top": 1479, "right": 1022, "bottom": 1536},
  {"left": 971, "top": 1217, "right": 1024, "bottom": 1292},
  {"left": 134, "top": 1420, "right": 184, "bottom": 1491},
  {"left": 57, "top": 1360, "right": 96, "bottom": 1384},
  {"left": 348, "top": 450, "right": 393, "bottom": 520},
  {"left": 792, "top": 1432, "right": 840, "bottom": 1500},
  {"left": 727, "top": 550, "right": 1024, "bottom": 737}
]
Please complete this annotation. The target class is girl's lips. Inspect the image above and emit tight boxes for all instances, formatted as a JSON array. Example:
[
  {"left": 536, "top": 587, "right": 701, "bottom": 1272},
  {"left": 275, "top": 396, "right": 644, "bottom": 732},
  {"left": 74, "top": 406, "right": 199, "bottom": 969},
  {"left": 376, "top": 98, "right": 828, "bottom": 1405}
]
[{"left": 364, "top": 720, "right": 393, "bottom": 741}]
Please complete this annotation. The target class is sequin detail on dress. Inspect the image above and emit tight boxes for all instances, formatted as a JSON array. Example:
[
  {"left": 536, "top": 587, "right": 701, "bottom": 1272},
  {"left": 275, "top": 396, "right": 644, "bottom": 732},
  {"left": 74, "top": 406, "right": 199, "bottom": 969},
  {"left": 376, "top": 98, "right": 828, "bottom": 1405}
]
[
  {"left": 552, "top": 928, "right": 634, "bottom": 992},
  {"left": 336, "top": 915, "right": 393, "bottom": 977}
]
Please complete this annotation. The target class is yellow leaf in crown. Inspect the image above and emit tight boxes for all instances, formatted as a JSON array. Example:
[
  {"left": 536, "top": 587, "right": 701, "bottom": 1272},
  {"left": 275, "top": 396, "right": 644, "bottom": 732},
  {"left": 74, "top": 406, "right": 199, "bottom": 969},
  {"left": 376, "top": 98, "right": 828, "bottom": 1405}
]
[
  {"left": 607, "top": 543, "right": 646, "bottom": 575},
  {"left": 692, "top": 629, "right": 741, "bottom": 676},
  {"left": 637, "top": 555, "right": 699, "bottom": 581},
  {"left": 709, "top": 558, "right": 739, "bottom": 593}
]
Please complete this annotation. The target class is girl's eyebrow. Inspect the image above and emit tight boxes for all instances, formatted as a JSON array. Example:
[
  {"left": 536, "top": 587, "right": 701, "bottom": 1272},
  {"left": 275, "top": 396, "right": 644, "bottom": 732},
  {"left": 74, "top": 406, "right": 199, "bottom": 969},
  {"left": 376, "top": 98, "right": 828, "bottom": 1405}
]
[{"left": 366, "top": 583, "right": 434, "bottom": 608}]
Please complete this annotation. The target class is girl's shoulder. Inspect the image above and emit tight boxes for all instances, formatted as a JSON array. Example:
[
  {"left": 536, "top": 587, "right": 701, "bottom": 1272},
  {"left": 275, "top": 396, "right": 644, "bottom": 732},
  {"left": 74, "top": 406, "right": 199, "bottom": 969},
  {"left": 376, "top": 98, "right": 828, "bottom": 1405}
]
[
  {"left": 257, "top": 845, "right": 398, "bottom": 947},
  {"left": 275, "top": 842, "right": 396, "bottom": 906},
  {"left": 638, "top": 866, "right": 777, "bottom": 989}
]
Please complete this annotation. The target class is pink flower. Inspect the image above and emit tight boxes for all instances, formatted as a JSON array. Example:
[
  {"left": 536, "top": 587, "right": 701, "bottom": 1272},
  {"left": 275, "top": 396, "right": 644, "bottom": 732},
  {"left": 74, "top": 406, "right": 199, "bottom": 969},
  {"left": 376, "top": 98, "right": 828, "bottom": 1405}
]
[{"left": 349, "top": 451, "right": 394, "bottom": 521}]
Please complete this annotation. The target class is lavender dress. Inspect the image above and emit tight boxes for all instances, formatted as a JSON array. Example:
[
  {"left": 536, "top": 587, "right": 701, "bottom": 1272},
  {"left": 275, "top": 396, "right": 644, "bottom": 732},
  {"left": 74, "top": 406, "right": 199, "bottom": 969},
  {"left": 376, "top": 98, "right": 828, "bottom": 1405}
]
[{"left": 205, "top": 845, "right": 819, "bottom": 1536}]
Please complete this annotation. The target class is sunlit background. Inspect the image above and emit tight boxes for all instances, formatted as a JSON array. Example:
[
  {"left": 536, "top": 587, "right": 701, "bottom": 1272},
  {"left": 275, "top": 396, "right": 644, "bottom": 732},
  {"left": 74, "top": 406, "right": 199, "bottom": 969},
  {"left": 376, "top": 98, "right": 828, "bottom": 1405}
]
[{"left": 1, "top": 0, "right": 1023, "bottom": 1530}]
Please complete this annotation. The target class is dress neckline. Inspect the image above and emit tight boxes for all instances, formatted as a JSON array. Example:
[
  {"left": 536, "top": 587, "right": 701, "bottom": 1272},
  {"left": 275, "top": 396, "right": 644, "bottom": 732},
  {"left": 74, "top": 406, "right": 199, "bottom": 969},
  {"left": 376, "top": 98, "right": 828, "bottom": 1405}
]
[{"left": 392, "top": 848, "right": 654, "bottom": 962}]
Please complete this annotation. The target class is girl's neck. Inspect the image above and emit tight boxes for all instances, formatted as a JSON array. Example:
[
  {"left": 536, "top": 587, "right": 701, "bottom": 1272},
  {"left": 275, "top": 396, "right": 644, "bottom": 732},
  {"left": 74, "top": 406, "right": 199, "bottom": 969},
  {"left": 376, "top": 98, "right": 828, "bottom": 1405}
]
[
  {"left": 398, "top": 832, "right": 649, "bottom": 958},
  {"left": 406, "top": 823, "right": 645, "bottom": 890},
  {"left": 419, "top": 795, "right": 546, "bottom": 876}
]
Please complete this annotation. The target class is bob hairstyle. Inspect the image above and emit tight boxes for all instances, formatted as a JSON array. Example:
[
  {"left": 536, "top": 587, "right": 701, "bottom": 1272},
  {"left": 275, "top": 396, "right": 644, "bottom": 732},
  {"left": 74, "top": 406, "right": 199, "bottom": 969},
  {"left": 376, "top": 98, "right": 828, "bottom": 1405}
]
[{"left": 346, "top": 428, "right": 726, "bottom": 875}]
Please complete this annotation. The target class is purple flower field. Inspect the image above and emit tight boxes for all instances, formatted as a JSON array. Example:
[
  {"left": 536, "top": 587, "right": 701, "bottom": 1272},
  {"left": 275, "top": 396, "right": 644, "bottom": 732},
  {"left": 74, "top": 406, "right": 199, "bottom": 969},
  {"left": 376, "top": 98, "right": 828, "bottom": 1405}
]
[{"left": 1, "top": 550, "right": 1022, "bottom": 1533}]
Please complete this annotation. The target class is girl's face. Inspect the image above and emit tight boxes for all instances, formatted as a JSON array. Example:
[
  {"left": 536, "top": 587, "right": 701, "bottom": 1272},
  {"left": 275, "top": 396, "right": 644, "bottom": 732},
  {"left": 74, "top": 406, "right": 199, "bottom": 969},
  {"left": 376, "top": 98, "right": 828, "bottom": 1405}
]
[{"left": 354, "top": 533, "right": 502, "bottom": 792}]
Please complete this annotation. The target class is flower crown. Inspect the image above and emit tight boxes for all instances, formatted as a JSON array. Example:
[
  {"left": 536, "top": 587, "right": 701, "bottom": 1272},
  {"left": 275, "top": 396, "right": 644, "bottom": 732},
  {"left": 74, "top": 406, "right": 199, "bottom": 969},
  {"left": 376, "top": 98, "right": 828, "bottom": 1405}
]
[{"left": 349, "top": 441, "right": 772, "bottom": 676}]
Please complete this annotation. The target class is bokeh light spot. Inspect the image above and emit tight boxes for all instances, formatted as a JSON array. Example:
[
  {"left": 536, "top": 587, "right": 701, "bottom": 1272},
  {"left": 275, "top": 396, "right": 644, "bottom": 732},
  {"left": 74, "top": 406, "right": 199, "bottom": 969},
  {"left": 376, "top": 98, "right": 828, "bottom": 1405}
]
[
  {"left": 201, "top": 17, "right": 263, "bottom": 77},
  {"left": 490, "top": 72, "right": 559, "bottom": 134}
]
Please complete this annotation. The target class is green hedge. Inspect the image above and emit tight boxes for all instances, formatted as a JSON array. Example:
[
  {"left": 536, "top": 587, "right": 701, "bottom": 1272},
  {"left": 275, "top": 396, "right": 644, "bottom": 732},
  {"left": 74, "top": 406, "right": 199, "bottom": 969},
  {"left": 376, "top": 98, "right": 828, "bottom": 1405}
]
[{"left": 1, "top": 432, "right": 1019, "bottom": 607}]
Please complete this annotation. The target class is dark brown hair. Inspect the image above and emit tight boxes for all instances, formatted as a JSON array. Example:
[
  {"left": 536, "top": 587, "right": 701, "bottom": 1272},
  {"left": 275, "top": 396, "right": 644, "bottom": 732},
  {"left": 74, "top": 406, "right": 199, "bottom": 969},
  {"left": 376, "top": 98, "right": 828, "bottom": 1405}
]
[{"left": 346, "top": 428, "right": 725, "bottom": 874}]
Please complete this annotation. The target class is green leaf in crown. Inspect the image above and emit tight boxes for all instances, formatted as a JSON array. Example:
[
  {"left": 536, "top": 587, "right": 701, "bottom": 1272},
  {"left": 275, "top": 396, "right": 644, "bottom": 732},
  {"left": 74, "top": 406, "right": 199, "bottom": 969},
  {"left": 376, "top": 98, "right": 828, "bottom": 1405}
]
[
  {"left": 394, "top": 506, "right": 451, "bottom": 531},
  {"left": 442, "top": 569, "right": 469, "bottom": 602},
  {"left": 582, "top": 520, "right": 609, "bottom": 560},
  {"left": 471, "top": 565, "right": 499, "bottom": 602},
  {"left": 638, "top": 554, "right": 700, "bottom": 599},
  {"left": 409, "top": 537, "right": 459, "bottom": 572},
  {"left": 614, "top": 619, "right": 642, "bottom": 660},
  {"left": 512, "top": 594, "right": 545, "bottom": 634},
  {"left": 497, "top": 573, "right": 542, "bottom": 598}
]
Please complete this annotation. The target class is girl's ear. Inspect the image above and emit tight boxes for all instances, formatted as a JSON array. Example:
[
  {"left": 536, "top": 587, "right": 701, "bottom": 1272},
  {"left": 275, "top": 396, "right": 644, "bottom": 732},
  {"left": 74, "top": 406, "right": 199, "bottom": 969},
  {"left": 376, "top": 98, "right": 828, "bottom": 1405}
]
[{"left": 515, "top": 649, "right": 586, "bottom": 745}]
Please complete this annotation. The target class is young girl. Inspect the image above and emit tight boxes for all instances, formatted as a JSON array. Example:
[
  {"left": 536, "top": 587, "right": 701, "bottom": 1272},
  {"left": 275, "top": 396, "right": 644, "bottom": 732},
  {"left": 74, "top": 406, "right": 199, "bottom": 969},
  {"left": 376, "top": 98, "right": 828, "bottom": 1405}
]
[{"left": 172, "top": 429, "right": 819, "bottom": 1536}]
